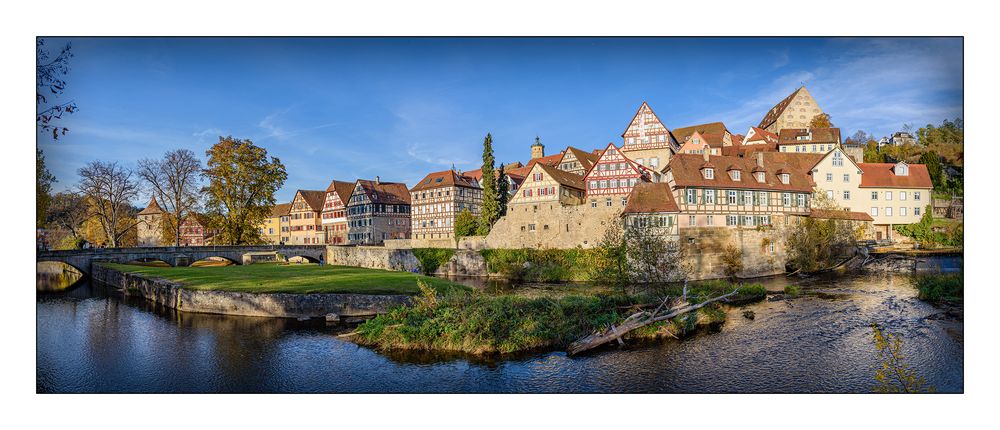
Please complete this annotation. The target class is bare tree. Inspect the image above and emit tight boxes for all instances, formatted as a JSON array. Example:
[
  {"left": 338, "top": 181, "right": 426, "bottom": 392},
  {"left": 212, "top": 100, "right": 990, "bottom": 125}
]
[
  {"left": 46, "top": 191, "right": 90, "bottom": 239},
  {"left": 138, "top": 149, "right": 203, "bottom": 246},
  {"left": 77, "top": 161, "right": 140, "bottom": 247}
]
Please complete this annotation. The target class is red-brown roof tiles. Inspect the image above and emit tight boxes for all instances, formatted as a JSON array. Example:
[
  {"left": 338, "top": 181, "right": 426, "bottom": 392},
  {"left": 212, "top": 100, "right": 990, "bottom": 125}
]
[
  {"left": 778, "top": 128, "right": 841, "bottom": 145},
  {"left": 270, "top": 202, "right": 292, "bottom": 217},
  {"left": 623, "top": 182, "right": 680, "bottom": 214},
  {"left": 325, "top": 180, "right": 356, "bottom": 203},
  {"left": 356, "top": 180, "right": 411, "bottom": 205},
  {"left": 410, "top": 169, "right": 480, "bottom": 192},
  {"left": 535, "top": 163, "right": 586, "bottom": 191},
  {"left": 295, "top": 190, "right": 327, "bottom": 211},
  {"left": 858, "top": 163, "right": 933, "bottom": 189},
  {"left": 809, "top": 209, "right": 874, "bottom": 222},
  {"left": 666, "top": 153, "right": 823, "bottom": 193},
  {"left": 758, "top": 87, "right": 803, "bottom": 130},
  {"left": 138, "top": 197, "right": 163, "bottom": 215}
]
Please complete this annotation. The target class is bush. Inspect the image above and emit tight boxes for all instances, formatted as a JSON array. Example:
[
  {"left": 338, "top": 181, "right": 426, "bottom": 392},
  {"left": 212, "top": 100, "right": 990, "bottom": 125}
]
[
  {"left": 784, "top": 285, "right": 801, "bottom": 296},
  {"left": 479, "top": 248, "right": 595, "bottom": 282},
  {"left": 893, "top": 207, "right": 963, "bottom": 248},
  {"left": 913, "top": 274, "right": 963, "bottom": 304},
  {"left": 411, "top": 248, "right": 456, "bottom": 275}
]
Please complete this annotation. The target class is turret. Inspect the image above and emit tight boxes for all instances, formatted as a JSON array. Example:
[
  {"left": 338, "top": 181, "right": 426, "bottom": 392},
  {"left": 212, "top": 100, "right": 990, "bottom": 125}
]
[{"left": 531, "top": 136, "right": 545, "bottom": 159}]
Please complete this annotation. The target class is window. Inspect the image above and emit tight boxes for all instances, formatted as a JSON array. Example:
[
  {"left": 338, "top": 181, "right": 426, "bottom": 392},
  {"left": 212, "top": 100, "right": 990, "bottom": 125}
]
[
  {"left": 900, "top": 192, "right": 907, "bottom": 201},
  {"left": 689, "top": 215, "right": 696, "bottom": 226},
  {"left": 871, "top": 207, "right": 879, "bottom": 217},
  {"left": 843, "top": 174, "right": 850, "bottom": 182},
  {"left": 843, "top": 191, "right": 851, "bottom": 200},
  {"left": 705, "top": 189, "right": 716, "bottom": 204},
  {"left": 589, "top": 180, "right": 597, "bottom": 190},
  {"left": 528, "top": 224, "right": 536, "bottom": 231},
  {"left": 533, "top": 173, "right": 543, "bottom": 181},
  {"left": 686, "top": 189, "right": 696, "bottom": 204},
  {"left": 914, "top": 206, "right": 921, "bottom": 216},
  {"left": 590, "top": 199, "right": 597, "bottom": 208},
  {"left": 812, "top": 144, "right": 817, "bottom": 152},
  {"left": 726, "top": 215, "right": 737, "bottom": 226},
  {"left": 599, "top": 180, "right": 608, "bottom": 189},
  {"left": 900, "top": 207, "right": 907, "bottom": 217},
  {"left": 609, "top": 179, "right": 619, "bottom": 188},
  {"left": 605, "top": 198, "right": 612, "bottom": 207},
  {"left": 759, "top": 191, "right": 768, "bottom": 206},
  {"left": 826, "top": 190, "right": 834, "bottom": 199},
  {"left": 756, "top": 172, "right": 765, "bottom": 183},
  {"left": 796, "top": 194, "right": 806, "bottom": 207},
  {"left": 618, "top": 163, "right": 626, "bottom": 170},
  {"left": 707, "top": 215, "right": 714, "bottom": 226},
  {"left": 732, "top": 170, "right": 741, "bottom": 181},
  {"left": 885, "top": 191, "right": 893, "bottom": 201},
  {"left": 832, "top": 151, "right": 844, "bottom": 167},
  {"left": 650, "top": 157, "right": 659, "bottom": 167},
  {"left": 871, "top": 191, "right": 879, "bottom": 200},
  {"left": 621, "top": 197, "right": 628, "bottom": 206},
  {"left": 728, "top": 190, "right": 738, "bottom": 205},
  {"left": 704, "top": 168, "right": 714, "bottom": 179},
  {"left": 782, "top": 193, "right": 791, "bottom": 207},
  {"left": 780, "top": 174, "right": 790, "bottom": 184},
  {"left": 744, "top": 191, "right": 753, "bottom": 205}
]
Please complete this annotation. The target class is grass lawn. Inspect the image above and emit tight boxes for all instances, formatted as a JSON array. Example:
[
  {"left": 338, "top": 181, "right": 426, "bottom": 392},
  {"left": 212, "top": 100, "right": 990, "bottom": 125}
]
[{"left": 103, "top": 263, "right": 469, "bottom": 295}]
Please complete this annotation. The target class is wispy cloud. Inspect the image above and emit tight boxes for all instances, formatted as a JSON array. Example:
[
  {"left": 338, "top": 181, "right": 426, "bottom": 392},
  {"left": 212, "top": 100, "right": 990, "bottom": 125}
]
[{"left": 771, "top": 49, "right": 790, "bottom": 68}]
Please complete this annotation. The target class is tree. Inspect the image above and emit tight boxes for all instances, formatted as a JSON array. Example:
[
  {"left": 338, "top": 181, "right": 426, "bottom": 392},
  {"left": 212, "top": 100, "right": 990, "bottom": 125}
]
[
  {"left": 591, "top": 215, "right": 686, "bottom": 294},
  {"left": 863, "top": 141, "right": 884, "bottom": 163},
  {"left": 46, "top": 191, "right": 89, "bottom": 240},
  {"left": 720, "top": 244, "right": 744, "bottom": 279},
  {"left": 476, "top": 133, "right": 499, "bottom": 235},
  {"left": 845, "top": 130, "right": 870, "bottom": 146},
  {"left": 809, "top": 113, "right": 833, "bottom": 129},
  {"left": 138, "top": 149, "right": 203, "bottom": 246},
  {"left": 496, "top": 162, "right": 509, "bottom": 216},
  {"left": 37, "top": 39, "right": 77, "bottom": 140},
  {"left": 203, "top": 136, "right": 287, "bottom": 245},
  {"left": 76, "top": 161, "right": 140, "bottom": 248},
  {"left": 37, "top": 149, "right": 56, "bottom": 227},
  {"left": 870, "top": 323, "right": 935, "bottom": 393},
  {"left": 919, "top": 151, "right": 944, "bottom": 189},
  {"left": 454, "top": 208, "right": 478, "bottom": 238}
]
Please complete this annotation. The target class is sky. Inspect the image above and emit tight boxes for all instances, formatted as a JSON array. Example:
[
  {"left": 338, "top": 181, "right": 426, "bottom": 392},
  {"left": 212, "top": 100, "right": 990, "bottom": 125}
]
[{"left": 38, "top": 37, "right": 963, "bottom": 203}]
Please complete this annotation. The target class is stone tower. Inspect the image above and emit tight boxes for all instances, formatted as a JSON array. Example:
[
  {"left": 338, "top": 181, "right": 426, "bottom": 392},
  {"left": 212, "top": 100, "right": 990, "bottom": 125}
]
[
  {"left": 137, "top": 196, "right": 164, "bottom": 247},
  {"left": 531, "top": 136, "right": 545, "bottom": 159}
]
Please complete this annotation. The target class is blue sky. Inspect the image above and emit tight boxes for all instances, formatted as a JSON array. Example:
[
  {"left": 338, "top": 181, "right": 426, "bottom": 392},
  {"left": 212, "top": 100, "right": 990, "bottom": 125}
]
[{"left": 38, "top": 37, "right": 963, "bottom": 203}]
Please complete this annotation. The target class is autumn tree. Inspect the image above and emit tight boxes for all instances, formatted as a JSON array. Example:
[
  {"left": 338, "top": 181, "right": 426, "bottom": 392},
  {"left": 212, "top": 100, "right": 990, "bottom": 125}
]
[
  {"left": 202, "top": 136, "right": 287, "bottom": 245},
  {"left": 138, "top": 149, "right": 203, "bottom": 246},
  {"left": 37, "top": 39, "right": 77, "bottom": 140},
  {"left": 863, "top": 141, "right": 884, "bottom": 163},
  {"left": 870, "top": 323, "right": 935, "bottom": 393},
  {"left": 476, "top": 133, "right": 499, "bottom": 235},
  {"left": 454, "top": 208, "right": 478, "bottom": 238},
  {"left": 46, "top": 191, "right": 89, "bottom": 240},
  {"left": 37, "top": 149, "right": 56, "bottom": 227},
  {"left": 809, "top": 113, "right": 833, "bottom": 129},
  {"left": 76, "top": 161, "right": 141, "bottom": 248},
  {"left": 497, "top": 162, "right": 509, "bottom": 217}
]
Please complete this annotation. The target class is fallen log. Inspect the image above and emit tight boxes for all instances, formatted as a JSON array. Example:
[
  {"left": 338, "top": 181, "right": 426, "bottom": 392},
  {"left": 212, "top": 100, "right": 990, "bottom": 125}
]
[{"left": 566, "top": 287, "right": 741, "bottom": 356}]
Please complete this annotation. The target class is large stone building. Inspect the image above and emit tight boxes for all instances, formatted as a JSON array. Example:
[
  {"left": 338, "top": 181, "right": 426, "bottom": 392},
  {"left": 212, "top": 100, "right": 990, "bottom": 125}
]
[
  {"left": 777, "top": 128, "right": 842, "bottom": 154},
  {"left": 259, "top": 202, "right": 291, "bottom": 244},
  {"left": 321, "top": 180, "right": 354, "bottom": 245},
  {"left": 288, "top": 190, "right": 326, "bottom": 245},
  {"left": 757, "top": 86, "right": 826, "bottom": 134},
  {"left": 347, "top": 178, "right": 411, "bottom": 245},
  {"left": 136, "top": 197, "right": 164, "bottom": 247},
  {"left": 410, "top": 169, "right": 482, "bottom": 240},
  {"left": 620, "top": 102, "right": 677, "bottom": 169}
]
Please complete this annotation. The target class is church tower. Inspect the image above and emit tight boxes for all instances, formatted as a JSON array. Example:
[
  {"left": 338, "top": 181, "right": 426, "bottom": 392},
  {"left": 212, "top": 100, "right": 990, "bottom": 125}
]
[{"left": 531, "top": 136, "right": 545, "bottom": 159}]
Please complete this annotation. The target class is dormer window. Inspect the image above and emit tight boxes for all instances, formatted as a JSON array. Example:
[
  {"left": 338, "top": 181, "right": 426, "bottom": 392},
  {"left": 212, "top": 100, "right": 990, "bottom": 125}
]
[
  {"left": 780, "top": 173, "right": 790, "bottom": 184},
  {"left": 756, "top": 172, "right": 765, "bottom": 183},
  {"left": 894, "top": 162, "right": 909, "bottom": 176},
  {"left": 730, "top": 170, "right": 741, "bottom": 181},
  {"left": 703, "top": 168, "right": 714, "bottom": 179}
]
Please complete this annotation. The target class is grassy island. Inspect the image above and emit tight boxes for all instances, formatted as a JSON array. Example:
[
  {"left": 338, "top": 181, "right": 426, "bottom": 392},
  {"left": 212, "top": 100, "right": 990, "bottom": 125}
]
[
  {"left": 354, "top": 280, "right": 767, "bottom": 355},
  {"left": 103, "top": 263, "right": 468, "bottom": 295}
]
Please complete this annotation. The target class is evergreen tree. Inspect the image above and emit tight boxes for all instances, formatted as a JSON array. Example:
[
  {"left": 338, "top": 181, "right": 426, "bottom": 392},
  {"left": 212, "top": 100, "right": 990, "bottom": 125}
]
[
  {"left": 497, "top": 162, "right": 509, "bottom": 216},
  {"left": 919, "top": 151, "right": 944, "bottom": 189},
  {"left": 477, "top": 133, "right": 498, "bottom": 235}
]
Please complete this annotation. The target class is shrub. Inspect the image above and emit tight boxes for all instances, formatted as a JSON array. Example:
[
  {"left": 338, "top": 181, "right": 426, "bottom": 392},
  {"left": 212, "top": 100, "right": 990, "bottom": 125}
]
[
  {"left": 479, "top": 248, "right": 594, "bottom": 282},
  {"left": 913, "top": 274, "right": 963, "bottom": 303},
  {"left": 721, "top": 245, "right": 743, "bottom": 279},
  {"left": 784, "top": 285, "right": 801, "bottom": 296},
  {"left": 411, "top": 248, "right": 456, "bottom": 275}
]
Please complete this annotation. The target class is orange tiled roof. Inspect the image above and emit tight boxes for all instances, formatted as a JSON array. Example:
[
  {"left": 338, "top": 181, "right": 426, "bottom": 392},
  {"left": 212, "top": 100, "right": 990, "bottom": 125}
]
[
  {"left": 138, "top": 197, "right": 163, "bottom": 215},
  {"left": 294, "top": 190, "right": 327, "bottom": 211},
  {"left": 325, "top": 180, "right": 356, "bottom": 203},
  {"left": 410, "top": 169, "right": 480, "bottom": 192},
  {"left": 745, "top": 127, "right": 779, "bottom": 144},
  {"left": 623, "top": 182, "right": 680, "bottom": 214},
  {"left": 672, "top": 122, "right": 729, "bottom": 143},
  {"left": 809, "top": 209, "right": 874, "bottom": 222},
  {"left": 356, "top": 179, "right": 411, "bottom": 205},
  {"left": 858, "top": 163, "right": 933, "bottom": 189},
  {"left": 666, "top": 153, "right": 823, "bottom": 192},
  {"left": 270, "top": 202, "right": 292, "bottom": 217}
]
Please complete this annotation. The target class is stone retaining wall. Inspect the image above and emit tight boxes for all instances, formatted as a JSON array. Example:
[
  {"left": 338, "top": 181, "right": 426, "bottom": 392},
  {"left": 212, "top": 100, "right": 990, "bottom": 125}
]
[
  {"left": 92, "top": 264, "right": 413, "bottom": 319},
  {"left": 326, "top": 246, "right": 420, "bottom": 272}
]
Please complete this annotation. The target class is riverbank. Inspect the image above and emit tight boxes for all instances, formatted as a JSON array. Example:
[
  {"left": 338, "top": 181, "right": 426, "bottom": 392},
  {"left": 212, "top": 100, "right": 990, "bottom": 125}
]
[
  {"left": 352, "top": 281, "right": 768, "bottom": 355},
  {"left": 92, "top": 263, "right": 467, "bottom": 319}
]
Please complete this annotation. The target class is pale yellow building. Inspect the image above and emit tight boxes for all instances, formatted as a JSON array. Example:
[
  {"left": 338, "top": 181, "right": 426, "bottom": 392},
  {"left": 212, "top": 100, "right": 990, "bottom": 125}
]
[
  {"left": 288, "top": 190, "right": 326, "bottom": 245},
  {"left": 757, "top": 86, "right": 826, "bottom": 134},
  {"left": 509, "top": 162, "right": 586, "bottom": 210},
  {"left": 259, "top": 203, "right": 291, "bottom": 244}
]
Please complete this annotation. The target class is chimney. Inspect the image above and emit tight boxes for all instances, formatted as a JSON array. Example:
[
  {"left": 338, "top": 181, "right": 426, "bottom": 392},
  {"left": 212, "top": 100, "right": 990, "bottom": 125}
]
[
  {"left": 702, "top": 151, "right": 710, "bottom": 162},
  {"left": 375, "top": 175, "right": 380, "bottom": 185},
  {"left": 756, "top": 152, "right": 764, "bottom": 168}
]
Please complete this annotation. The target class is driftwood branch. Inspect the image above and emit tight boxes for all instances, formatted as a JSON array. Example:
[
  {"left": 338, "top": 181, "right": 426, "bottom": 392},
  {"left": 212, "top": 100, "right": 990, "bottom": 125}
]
[{"left": 567, "top": 287, "right": 741, "bottom": 356}]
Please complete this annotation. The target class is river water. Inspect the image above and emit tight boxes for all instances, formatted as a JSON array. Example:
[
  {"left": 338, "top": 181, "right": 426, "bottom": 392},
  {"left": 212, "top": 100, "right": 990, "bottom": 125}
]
[{"left": 36, "top": 269, "right": 963, "bottom": 393}]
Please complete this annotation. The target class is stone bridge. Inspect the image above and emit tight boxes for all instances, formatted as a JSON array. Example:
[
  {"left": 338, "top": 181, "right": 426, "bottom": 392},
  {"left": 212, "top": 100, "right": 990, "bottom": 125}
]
[{"left": 36, "top": 245, "right": 327, "bottom": 276}]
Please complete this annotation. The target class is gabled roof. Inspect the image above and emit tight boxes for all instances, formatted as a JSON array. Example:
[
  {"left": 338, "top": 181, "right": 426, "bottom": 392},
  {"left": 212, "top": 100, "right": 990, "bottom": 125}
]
[
  {"left": 623, "top": 182, "right": 680, "bottom": 214},
  {"left": 758, "top": 86, "right": 805, "bottom": 129},
  {"left": 182, "top": 213, "right": 214, "bottom": 228},
  {"left": 621, "top": 101, "right": 670, "bottom": 137},
  {"left": 672, "top": 122, "right": 729, "bottom": 143},
  {"left": 355, "top": 179, "right": 412, "bottom": 204},
  {"left": 778, "top": 128, "right": 841, "bottom": 145},
  {"left": 858, "top": 163, "right": 933, "bottom": 189},
  {"left": 534, "top": 162, "right": 586, "bottom": 191},
  {"left": 293, "top": 190, "right": 327, "bottom": 211},
  {"left": 465, "top": 162, "right": 527, "bottom": 182},
  {"left": 583, "top": 142, "right": 656, "bottom": 180},
  {"left": 138, "top": 196, "right": 163, "bottom": 215},
  {"left": 561, "top": 146, "right": 599, "bottom": 172},
  {"left": 666, "top": 153, "right": 823, "bottom": 192},
  {"left": 325, "top": 180, "right": 356, "bottom": 203},
  {"left": 744, "top": 127, "right": 779, "bottom": 145},
  {"left": 270, "top": 202, "right": 292, "bottom": 217},
  {"left": 410, "top": 169, "right": 480, "bottom": 192},
  {"left": 809, "top": 209, "right": 874, "bottom": 222}
]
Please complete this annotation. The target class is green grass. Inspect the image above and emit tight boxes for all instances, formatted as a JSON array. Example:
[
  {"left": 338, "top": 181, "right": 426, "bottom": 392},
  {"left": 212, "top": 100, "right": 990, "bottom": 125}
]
[
  {"left": 102, "top": 262, "right": 469, "bottom": 295},
  {"left": 411, "top": 248, "right": 456, "bottom": 275},
  {"left": 479, "top": 248, "right": 596, "bottom": 282},
  {"left": 914, "top": 274, "right": 963, "bottom": 304}
]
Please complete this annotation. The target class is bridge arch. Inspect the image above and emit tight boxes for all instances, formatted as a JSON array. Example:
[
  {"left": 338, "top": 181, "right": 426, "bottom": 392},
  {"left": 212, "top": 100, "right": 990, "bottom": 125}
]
[{"left": 190, "top": 256, "right": 240, "bottom": 267}]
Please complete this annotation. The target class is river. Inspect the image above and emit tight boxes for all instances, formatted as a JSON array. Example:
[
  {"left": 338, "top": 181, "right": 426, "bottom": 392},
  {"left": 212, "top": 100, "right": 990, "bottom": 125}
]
[{"left": 36, "top": 269, "right": 963, "bottom": 393}]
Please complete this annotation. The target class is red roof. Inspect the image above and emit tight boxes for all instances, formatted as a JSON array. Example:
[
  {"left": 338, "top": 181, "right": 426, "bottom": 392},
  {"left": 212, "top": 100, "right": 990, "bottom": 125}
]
[
  {"left": 294, "top": 190, "right": 327, "bottom": 211},
  {"left": 534, "top": 163, "right": 586, "bottom": 191},
  {"left": 758, "top": 86, "right": 804, "bottom": 130},
  {"left": 809, "top": 209, "right": 874, "bottom": 222},
  {"left": 778, "top": 128, "right": 841, "bottom": 145},
  {"left": 672, "top": 122, "right": 729, "bottom": 143},
  {"left": 858, "top": 163, "right": 933, "bottom": 189},
  {"left": 325, "top": 180, "right": 356, "bottom": 203},
  {"left": 356, "top": 179, "right": 411, "bottom": 205},
  {"left": 410, "top": 169, "right": 480, "bottom": 192},
  {"left": 270, "top": 203, "right": 292, "bottom": 217},
  {"left": 666, "top": 153, "right": 823, "bottom": 193},
  {"left": 138, "top": 197, "right": 163, "bottom": 215},
  {"left": 623, "top": 182, "right": 680, "bottom": 214},
  {"left": 745, "top": 127, "right": 778, "bottom": 145}
]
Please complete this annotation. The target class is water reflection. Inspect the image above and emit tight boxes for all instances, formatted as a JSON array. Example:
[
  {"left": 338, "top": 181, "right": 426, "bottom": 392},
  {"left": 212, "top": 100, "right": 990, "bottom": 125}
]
[{"left": 37, "top": 270, "right": 963, "bottom": 393}]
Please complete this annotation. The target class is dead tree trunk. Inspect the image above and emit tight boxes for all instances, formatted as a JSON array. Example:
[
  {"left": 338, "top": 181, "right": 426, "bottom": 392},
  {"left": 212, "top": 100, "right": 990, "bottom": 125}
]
[{"left": 566, "top": 287, "right": 741, "bottom": 356}]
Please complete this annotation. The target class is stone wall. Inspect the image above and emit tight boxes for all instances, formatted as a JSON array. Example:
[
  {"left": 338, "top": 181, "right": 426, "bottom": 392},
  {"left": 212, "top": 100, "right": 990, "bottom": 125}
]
[
  {"left": 485, "top": 204, "right": 620, "bottom": 249},
  {"left": 457, "top": 236, "right": 487, "bottom": 250},
  {"left": 383, "top": 239, "right": 413, "bottom": 249},
  {"left": 326, "top": 246, "right": 420, "bottom": 272},
  {"left": 680, "top": 226, "right": 788, "bottom": 280},
  {"left": 91, "top": 263, "right": 413, "bottom": 318},
  {"left": 410, "top": 237, "right": 458, "bottom": 249},
  {"left": 433, "top": 250, "right": 487, "bottom": 277}
]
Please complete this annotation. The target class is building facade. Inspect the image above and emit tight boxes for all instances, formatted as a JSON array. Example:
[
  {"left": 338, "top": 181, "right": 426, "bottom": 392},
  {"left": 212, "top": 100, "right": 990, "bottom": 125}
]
[
  {"left": 757, "top": 86, "right": 826, "bottom": 134},
  {"left": 288, "top": 190, "right": 326, "bottom": 245},
  {"left": 321, "top": 180, "right": 354, "bottom": 244},
  {"left": 620, "top": 102, "right": 676, "bottom": 169},
  {"left": 259, "top": 202, "right": 291, "bottom": 244},
  {"left": 346, "top": 178, "right": 412, "bottom": 245},
  {"left": 584, "top": 143, "right": 655, "bottom": 207},
  {"left": 179, "top": 214, "right": 215, "bottom": 246},
  {"left": 557, "top": 146, "right": 598, "bottom": 176},
  {"left": 136, "top": 197, "right": 164, "bottom": 247},
  {"left": 410, "top": 169, "right": 482, "bottom": 240},
  {"left": 777, "top": 128, "right": 841, "bottom": 154},
  {"left": 622, "top": 182, "right": 680, "bottom": 240},
  {"left": 510, "top": 162, "right": 586, "bottom": 210}
]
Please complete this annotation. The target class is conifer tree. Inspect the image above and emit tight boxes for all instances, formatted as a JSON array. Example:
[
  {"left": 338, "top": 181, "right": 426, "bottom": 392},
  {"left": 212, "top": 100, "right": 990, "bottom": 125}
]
[
  {"left": 477, "top": 133, "right": 498, "bottom": 235},
  {"left": 497, "top": 162, "right": 509, "bottom": 216}
]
